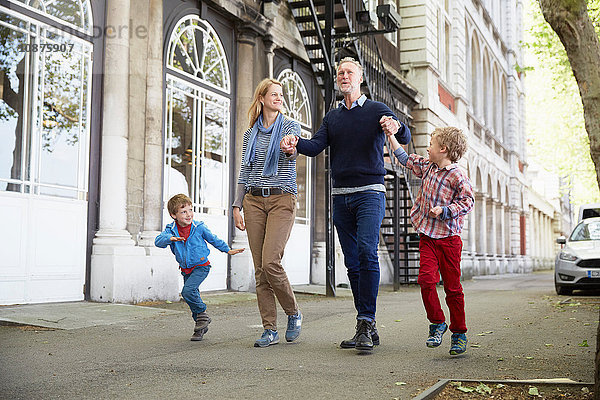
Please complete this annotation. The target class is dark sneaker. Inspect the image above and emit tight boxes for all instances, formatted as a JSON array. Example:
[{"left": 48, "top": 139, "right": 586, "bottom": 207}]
[
  {"left": 285, "top": 310, "right": 302, "bottom": 342},
  {"left": 355, "top": 319, "right": 374, "bottom": 352},
  {"left": 449, "top": 333, "right": 468, "bottom": 355},
  {"left": 190, "top": 327, "right": 208, "bottom": 341},
  {"left": 426, "top": 322, "right": 448, "bottom": 348},
  {"left": 340, "top": 322, "right": 380, "bottom": 348},
  {"left": 254, "top": 329, "right": 280, "bottom": 348},
  {"left": 194, "top": 312, "right": 211, "bottom": 332}
]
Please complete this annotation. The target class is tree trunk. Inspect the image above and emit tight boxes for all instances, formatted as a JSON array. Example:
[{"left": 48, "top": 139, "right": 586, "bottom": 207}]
[{"left": 538, "top": 1, "right": 600, "bottom": 398}]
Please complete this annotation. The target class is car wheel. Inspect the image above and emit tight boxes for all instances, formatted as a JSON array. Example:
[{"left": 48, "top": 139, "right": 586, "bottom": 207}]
[{"left": 555, "top": 282, "right": 573, "bottom": 296}]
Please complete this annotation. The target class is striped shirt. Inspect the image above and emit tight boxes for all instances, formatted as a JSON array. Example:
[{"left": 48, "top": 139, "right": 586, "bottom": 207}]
[
  {"left": 237, "top": 117, "right": 300, "bottom": 194},
  {"left": 394, "top": 147, "right": 474, "bottom": 238}
]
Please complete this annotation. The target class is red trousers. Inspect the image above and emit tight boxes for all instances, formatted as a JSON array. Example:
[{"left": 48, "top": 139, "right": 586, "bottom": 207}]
[{"left": 418, "top": 234, "right": 467, "bottom": 333}]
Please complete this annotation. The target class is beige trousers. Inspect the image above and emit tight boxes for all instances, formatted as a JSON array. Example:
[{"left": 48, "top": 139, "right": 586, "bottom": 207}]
[{"left": 243, "top": 192, "right": 298, "bottom": 330}]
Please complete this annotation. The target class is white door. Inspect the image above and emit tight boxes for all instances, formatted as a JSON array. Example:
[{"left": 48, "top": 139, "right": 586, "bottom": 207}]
[{"left": 0, "top": 2, "right": 93, "bottom": 304}]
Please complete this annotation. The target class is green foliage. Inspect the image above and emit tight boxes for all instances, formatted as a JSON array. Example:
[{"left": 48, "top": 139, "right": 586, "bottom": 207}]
[{"left": 525, "top": 0, "right": 600, "bottom": 205}]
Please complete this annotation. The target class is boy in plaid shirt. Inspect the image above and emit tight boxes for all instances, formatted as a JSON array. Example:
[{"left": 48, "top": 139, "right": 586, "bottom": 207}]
[{"left": 386, "top": 123, "right": 474, "bottom": 355}]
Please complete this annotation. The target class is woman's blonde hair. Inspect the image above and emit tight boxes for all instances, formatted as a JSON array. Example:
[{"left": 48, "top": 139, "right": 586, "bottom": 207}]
[{"left": 247, "top": 78, "right": 283, "bottom": 129}]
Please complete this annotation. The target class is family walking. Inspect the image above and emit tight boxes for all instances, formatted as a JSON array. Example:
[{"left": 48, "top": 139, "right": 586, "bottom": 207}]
[{"left": 156, "top": 57, "right": 474, "bottom": 356}]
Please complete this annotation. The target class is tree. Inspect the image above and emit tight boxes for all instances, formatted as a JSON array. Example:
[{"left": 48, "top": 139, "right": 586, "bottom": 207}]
[
  {"left": 525, "top": 0, "right": 600, "bottom": 205},
  {"left": 537, "top": 0, "right": 600, "bottom": 397}
]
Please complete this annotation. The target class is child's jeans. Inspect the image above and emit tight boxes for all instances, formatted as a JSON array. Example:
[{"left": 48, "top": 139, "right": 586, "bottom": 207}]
[
  {"left": 418, "top": 234, "right": 466, "bottom": 333},
  {"left": 181, "top": 265, "right": 211, "bottom": 321}
]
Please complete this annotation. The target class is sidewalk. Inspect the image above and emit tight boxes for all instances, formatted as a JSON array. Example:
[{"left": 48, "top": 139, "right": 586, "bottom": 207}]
[
  {"left": 0, "top": 271, "right": 596, "bottom": 400},
  {"left": 0, "top": 285, "right": 352, "bottom": 330}
]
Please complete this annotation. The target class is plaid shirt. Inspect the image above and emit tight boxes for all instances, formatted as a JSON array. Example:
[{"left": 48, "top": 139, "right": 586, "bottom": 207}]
[{"left": 406, "top": 154, "right": 474, "bottom": 239}]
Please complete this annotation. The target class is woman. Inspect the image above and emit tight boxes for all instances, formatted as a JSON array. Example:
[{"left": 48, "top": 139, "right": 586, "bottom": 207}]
[{"left": 232, "top": 78, "right": 302, "bottom": 348}]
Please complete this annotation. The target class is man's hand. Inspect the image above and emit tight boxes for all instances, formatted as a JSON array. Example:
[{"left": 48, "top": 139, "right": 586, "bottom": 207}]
[
  {"left": 429, "top": 206, "right": 443, "bottom": 218},
  {"left": 228, "top": 248, "right": 245, "bottom": 255},
  {"left": 280, "top": 134, "right": 298, "bottom": 154},
  {"left": 170, "top": 236, "right": 185, "bottom": 242},
  {"left": 380, "top": 115, "right": 399, "bottom": 137},
  {"left": 233, "top": 207, "right": 245, "bottom": 231}
]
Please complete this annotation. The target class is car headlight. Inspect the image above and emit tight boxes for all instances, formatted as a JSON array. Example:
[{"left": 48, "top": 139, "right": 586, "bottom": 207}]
[{"left": 559, "top": 251, "right": 578, "bottom": 261}]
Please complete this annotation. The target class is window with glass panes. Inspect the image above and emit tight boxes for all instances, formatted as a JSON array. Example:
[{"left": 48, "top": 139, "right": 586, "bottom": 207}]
[
  {"left": 277, "top": 69, "right": 312, "bottom": 225},
  {"left": 164, "top": 15, "right": 230, "bottom": 216},
  {"left": 0, "top": 0, "right": 93, "bottom": 199}
]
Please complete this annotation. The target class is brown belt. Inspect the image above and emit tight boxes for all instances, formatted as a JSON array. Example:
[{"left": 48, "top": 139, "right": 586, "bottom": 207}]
[{"left": 248, "top": 187, "right": 284, "bottom": 197}]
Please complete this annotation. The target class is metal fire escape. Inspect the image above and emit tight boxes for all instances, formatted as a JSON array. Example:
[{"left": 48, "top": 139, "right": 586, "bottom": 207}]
[{"left": 287, "top": 0, "right": 421, "bottom": 294}]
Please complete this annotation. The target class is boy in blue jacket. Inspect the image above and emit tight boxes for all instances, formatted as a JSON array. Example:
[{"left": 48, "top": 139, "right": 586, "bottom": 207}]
[{"left": 155, "top": 194, "right": 244, "bottom": 341}]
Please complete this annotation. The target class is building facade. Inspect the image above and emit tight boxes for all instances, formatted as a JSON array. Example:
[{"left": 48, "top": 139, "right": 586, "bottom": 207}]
[{"left": 0, "top": 0, "right": 563, "bottom": 305}]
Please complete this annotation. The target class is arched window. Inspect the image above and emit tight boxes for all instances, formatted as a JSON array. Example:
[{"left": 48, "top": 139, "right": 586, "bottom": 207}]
[
  {"left": 277, "top": 69, "right": 312, "bottom": 224},
  {"left": 501, "top": 77, "right": 507, "bottom": 142},
  {"left": 167, "top": 15, "right": 230, "bottom": 94},
  {"left": 470, "top": 33, "right": 481, "bottom": 117},
  {"left": 492, "top": 64, "right": 499, "bottom": 136},
  {"left": 482, "top": 51, "right": 491, "bottom": 125},
  {"left": 163, "top": 16, "right": 231, "bottom": 216},
  {"left": 12, "top": 0, "right": 92, "bottom": 34}
]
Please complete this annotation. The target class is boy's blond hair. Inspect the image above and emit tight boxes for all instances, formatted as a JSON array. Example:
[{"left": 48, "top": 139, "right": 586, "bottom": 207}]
[
  {"left": 432, "top": 127, "right": 467, "bottom": 163},
  {"left": 167, "top": 194, "right": 192, "bottom": 217}
]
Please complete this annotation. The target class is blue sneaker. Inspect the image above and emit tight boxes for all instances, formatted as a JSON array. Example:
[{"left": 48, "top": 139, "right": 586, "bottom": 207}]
[
  {"left": 285, "top": 310, "right": 302, "bottom": 342},
  {"left": 254, "top": 329, "right": 279, "bottom": 348},
  {"left": 449, "top": 333, "right": 468, "bottom": 355},
  {"left": 426, "top": 322, "right": 448, "bottom": 348}
]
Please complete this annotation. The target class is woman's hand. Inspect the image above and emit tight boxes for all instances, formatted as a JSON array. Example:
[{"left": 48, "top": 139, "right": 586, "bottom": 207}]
[{"left": 233, "top": 207, "right": 245, "bottom": 231}]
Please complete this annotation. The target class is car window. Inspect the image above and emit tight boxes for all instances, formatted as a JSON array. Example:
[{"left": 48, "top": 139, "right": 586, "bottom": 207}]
[
  {"left": 570, "top": 221, "right": 600, "bottom": 241},
  {"left": 582, "top": 208, "right": 600, "bottom": 220}
]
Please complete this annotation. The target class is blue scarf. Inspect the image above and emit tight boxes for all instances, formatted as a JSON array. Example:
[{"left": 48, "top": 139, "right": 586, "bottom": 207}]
[{"left": 243, "top": 112, "right": 285, "bottom": 177}]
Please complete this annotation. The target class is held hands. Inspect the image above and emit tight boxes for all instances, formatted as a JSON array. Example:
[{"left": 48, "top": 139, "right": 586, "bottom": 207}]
[
  {"left": 233, "top": 207, "right": 245, "bottom": 231},
  {"left": 170, "top": 236, "right": 185, "bottom": 242},
  {"left": 429, "top": 206, "right": 443, "bottom": 218},
  {"left": 280, "top": 134, "right": 299, "bottom": 154},
  {"left": 380, "top": 116, "right": 399, "bottom": 137},
  {"left": 228, "top": 248, "right": 245, "bottom": 255}
]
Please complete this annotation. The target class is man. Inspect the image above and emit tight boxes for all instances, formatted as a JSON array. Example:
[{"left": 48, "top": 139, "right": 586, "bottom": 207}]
[{"left": 280, "top": 57, "right": 411, "bottom": 352}]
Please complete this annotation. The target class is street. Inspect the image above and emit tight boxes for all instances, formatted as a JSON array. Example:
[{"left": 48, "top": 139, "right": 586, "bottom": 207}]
[{"left": 0, "top": 270, "right": 596, "bottom": 400}]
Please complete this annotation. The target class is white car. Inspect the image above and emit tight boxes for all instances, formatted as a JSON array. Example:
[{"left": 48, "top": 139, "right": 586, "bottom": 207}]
[{"left": 555, "top": 217, "right": 600, "bottom": 295}]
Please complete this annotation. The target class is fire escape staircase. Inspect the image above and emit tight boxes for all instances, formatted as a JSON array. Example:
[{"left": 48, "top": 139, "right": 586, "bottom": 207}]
[{"left": 287, "top": 0, "right": 421, "bottom": 286}]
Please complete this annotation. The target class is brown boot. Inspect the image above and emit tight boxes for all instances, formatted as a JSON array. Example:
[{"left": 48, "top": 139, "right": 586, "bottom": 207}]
[
  {"left": 190, "top": 327, "right": 208, "bottom": 341},
  {"left": 194, "top": 312, "right": 211, "bottom": 332}
]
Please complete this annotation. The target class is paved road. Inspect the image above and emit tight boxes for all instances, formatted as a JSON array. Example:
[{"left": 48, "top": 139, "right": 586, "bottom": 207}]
[{"left": 0, "top": 271, "right": 597, "bottom": 399}]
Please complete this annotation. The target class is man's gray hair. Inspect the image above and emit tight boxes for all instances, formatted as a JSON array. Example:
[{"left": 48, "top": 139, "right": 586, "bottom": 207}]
[{"left": 336, "top": 57, "right": 364, "bottom": 75}]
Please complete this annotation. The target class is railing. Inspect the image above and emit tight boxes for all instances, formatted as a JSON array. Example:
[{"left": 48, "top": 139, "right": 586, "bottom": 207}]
[{"left": 337, "top": 0, "right": 420, "bottom": 199}]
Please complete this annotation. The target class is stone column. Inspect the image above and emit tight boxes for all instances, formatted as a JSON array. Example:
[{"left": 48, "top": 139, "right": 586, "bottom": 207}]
[
  {"left": 93, "top": 0, "right": 134, "bottom": 247},
  {"left": 263, "top": 35, "right": 276, "bottom": 79},
  {"left": 468, "top": 203, "right": 476, "bottom": 253},
  {"left": 497, "top": 200, "right": 505, "bottom": 255},
  {"left": 139, "top": 0, "right": 164, "bottom": 246},
  {"left": 230, "top": 28, "right": 259, "bottom": 292}
]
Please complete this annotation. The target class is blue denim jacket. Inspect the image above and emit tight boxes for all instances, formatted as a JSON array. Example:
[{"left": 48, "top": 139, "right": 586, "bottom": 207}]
[{"left": 155, "top": 220, "right": 230, "bottom": 268}]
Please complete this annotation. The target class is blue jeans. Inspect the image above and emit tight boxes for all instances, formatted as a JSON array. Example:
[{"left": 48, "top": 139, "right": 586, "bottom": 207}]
[
  {"left": 181, "top": 265, "right": 211, "bottom": 321},
  {"left": 332, "top": 190, "right": 385, "bottom": 321}
]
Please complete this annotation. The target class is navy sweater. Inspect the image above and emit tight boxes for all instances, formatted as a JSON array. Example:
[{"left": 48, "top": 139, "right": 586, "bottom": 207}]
[{"left": 296, "top": 99, "right": 411, "bottom": 188}]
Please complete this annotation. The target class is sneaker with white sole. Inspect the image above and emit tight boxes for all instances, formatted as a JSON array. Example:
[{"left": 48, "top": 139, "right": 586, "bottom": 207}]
[
  {"left": 426, "top": 322, "right": 448, "bottom": 348},
  {"left": 285, "top": 310, "right": 302, "bottom": 342},
  {"left": 254, "top": 329, "right": 279, "bottom": 348}
]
